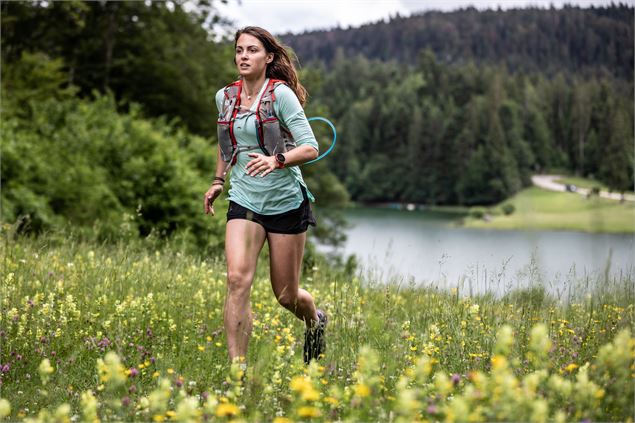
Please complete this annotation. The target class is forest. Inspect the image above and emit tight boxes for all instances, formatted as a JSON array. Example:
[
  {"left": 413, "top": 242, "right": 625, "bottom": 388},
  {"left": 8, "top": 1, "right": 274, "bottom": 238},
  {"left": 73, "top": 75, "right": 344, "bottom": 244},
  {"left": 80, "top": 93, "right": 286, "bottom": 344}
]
[
  {"left": 281, "top": 4, "right": 634, "bottom": 205},
  {"left": 282, "top": 4, "right": 633, "bottom": 79},
  {"left": 306, "top": 50, "right": 633, "bottom": 205}
]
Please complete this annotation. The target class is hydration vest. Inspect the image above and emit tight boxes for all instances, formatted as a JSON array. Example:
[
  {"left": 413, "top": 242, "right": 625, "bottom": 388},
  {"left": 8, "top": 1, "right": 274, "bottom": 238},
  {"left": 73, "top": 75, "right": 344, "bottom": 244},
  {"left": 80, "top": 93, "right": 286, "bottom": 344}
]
[{"left": 217, "top": 78, "right": 296, "bottom": 165}]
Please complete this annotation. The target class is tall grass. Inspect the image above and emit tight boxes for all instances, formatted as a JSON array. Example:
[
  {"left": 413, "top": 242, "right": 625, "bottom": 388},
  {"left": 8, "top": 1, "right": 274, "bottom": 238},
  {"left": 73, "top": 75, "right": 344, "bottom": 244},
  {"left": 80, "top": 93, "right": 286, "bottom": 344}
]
[{"left": 1, "top": 230, "right": 633, "bottom": 421}]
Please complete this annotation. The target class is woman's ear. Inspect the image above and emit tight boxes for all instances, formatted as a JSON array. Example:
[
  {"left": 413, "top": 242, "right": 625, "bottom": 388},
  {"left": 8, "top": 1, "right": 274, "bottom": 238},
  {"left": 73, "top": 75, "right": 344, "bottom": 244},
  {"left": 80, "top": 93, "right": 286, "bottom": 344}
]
[{"left": 266, "top": 53, "right": 274, "bottom": 64}]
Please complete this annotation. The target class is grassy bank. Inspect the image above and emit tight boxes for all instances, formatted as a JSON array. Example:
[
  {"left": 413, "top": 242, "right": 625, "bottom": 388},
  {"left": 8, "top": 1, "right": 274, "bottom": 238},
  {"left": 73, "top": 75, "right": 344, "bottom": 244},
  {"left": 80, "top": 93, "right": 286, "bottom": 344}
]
[
  {"left": 464, "top": 186, "right": 635, "bottom": 233},
  {"left": 1, "top": 233, "right": 633, "bottom": 421}
]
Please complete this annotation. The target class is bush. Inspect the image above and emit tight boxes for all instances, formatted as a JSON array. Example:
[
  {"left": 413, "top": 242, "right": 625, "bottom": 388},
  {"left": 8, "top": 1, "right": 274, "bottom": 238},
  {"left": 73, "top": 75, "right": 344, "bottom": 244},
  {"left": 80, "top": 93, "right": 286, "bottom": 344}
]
[
  {"left": 470, "top": 207, "right": 486, "bottom": 219},
  {"left": 502, "top": 203, "right": 516, "bottom": 215},
  {"left": 1, "top": 93, "right": 226, "bottom": 252}
]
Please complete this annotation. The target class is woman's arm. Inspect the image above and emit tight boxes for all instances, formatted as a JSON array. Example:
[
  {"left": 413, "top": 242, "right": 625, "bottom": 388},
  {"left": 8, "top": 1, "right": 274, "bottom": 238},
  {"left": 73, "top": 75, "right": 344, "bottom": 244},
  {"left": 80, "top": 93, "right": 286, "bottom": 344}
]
[
  {"left": 245, "top": 145, "right": 316, "bottom": 177},
  {"left": 204, "top": 145, "right": 226, "bottom": 216},
  {"left": 275, "top": 84, "right": 319, "bottom": 154},
  {"left": 205, "top": 90, "right": 230, "bottom": 215},
  {"left": 278, "top": 144, "right": 318, "bottom": 166}
]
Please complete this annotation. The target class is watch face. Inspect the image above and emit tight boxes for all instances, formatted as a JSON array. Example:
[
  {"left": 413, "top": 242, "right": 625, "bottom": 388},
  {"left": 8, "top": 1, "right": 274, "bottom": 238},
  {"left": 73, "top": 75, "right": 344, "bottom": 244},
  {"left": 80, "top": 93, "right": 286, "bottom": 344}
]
[{"left": 276, "top": 153, "right": 286, "bottom": 163}]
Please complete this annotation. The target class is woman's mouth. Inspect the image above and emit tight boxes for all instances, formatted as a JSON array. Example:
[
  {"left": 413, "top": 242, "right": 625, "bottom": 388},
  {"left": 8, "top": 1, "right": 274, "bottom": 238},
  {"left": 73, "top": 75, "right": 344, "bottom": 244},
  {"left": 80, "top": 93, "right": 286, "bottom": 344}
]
[{"left": 240, "top": 64, "right": 250, "bottom": 69}]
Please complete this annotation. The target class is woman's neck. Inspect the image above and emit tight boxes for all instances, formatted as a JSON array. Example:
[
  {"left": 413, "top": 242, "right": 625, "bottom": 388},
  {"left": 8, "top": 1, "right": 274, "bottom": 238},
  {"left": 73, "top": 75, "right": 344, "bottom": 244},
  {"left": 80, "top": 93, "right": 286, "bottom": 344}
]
[{"left": 242, "top": 75, "right": 267, "bottom": 99}]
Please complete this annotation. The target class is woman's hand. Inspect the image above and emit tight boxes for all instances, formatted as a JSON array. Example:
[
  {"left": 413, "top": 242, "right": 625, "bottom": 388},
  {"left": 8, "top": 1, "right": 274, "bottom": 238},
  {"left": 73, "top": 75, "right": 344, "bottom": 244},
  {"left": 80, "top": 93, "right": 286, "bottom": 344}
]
[
  {"left": 246, "top": 153, "right": 278, "bottom": 177},
  {"left": 204, "top": 184, "right": 224, "bottom": 216}
]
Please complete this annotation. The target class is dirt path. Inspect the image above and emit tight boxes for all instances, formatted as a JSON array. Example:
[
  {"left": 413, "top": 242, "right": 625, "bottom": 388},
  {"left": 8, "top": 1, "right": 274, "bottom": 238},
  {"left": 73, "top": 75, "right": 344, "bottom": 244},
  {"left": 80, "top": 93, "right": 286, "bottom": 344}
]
[{"left": 531, "top": 175, "right": 635, "bottom": 202}]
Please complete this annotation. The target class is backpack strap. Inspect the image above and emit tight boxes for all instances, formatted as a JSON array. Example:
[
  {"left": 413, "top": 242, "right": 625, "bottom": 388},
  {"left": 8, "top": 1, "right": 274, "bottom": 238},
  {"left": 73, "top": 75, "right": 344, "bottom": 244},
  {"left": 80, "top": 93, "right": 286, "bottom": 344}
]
[
  {"left": 254, "top": 79, "right": 278, "bottom": 155},
  {"left": 225, "top": 80, "right": 243, "bottom": 164}
]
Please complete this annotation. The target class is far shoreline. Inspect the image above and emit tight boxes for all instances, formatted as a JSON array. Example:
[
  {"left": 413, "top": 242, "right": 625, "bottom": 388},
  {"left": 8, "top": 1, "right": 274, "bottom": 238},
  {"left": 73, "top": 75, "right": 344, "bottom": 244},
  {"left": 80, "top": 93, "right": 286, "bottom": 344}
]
[{"left": 338, "top": 187, "right": 635, "bottom": 235}]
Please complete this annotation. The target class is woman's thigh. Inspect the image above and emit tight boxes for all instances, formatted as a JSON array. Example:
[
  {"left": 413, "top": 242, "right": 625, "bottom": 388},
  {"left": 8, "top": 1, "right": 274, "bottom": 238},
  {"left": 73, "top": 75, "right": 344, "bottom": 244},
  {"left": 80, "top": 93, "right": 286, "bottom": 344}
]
[
  {"left": 225, "top": 219, "right": 267, "bottom": 287},
  {"left": 267, "top": 232, "right": 306, "bottom": 299}
]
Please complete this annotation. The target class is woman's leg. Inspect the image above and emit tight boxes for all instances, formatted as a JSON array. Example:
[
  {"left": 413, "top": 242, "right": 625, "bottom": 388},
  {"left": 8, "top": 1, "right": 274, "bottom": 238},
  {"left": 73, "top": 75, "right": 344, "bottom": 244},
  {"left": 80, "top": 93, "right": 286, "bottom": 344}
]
[
  {"left": 267, "top": 232, "right": 319, "bottom": 327},
  {"left": 224, "top": 219, "right": 267, "bottom": 361}
]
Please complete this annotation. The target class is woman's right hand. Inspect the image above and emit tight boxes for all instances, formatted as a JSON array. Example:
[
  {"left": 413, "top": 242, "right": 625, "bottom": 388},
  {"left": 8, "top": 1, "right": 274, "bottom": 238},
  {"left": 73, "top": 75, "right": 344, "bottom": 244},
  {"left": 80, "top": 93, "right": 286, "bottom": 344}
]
[{"left": 204, "top": 184, "right": 224, "bottom": 216}]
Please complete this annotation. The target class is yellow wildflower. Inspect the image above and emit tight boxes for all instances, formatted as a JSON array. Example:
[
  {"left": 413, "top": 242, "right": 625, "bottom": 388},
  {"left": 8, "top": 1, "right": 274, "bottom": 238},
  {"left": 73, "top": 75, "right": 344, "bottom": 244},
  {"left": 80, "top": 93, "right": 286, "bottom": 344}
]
[
  {"left": 324, "top": 396, "right": 339, "bottom": 406},
  {"left": 354, "top": 383, "right": 371, "bottom": 397},
  {"left": 491, "top": 355, "right": 508, "bottom": 371},
  {"left": 494, "top": 325, "right": 514, "bottom": 355},
  {"left": 0, "top": 398, "right": 11, "bottom": 418},
  {"left": 39, "top": 358, "right": 54, "bottom": 385},
  {"left": 297, "top": 406, "right": 321, "bottom": 418},
  {"left": 531, "top": 399, "right": 548, "bottom": 423},
  {"left": 529, "top": 324, "right": 552, "bottom": 358},
  {"left": 97, "top": 352, "right": 126, "bottom": 387},
  {"left": 80, "top": 391, "right": 99, "bottom": 423},
  {"left": 215, "top": 403, "right": 240, "bottom": 417},
  {"left": 54, "top": 404, "right": 71, "bottom": 423},
  {"left": 302, "top": 387, "right": 320, "bottom": 402},
  {"left": 290, "top": 376, "right": 311, "bottom": 393}
]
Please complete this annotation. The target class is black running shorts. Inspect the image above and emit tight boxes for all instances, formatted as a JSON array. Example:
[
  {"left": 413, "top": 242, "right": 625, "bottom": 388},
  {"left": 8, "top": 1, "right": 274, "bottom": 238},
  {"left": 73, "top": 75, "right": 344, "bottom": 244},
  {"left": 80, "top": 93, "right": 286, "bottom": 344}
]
[{"left": 226, "top": 185, "right": 317, "bottom": 234}]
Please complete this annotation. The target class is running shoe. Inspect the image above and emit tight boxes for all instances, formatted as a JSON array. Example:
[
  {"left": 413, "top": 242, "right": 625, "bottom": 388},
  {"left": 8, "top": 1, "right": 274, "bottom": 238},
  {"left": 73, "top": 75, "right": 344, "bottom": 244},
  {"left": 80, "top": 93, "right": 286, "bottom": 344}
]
[{"left": 303, "top": 309, "right": 327, "bottom": 364}]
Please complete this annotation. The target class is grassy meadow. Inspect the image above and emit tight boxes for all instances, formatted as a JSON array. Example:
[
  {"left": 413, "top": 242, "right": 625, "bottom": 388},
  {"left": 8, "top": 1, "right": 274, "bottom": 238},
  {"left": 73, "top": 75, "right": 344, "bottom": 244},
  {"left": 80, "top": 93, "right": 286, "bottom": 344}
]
[
  {"left": 464, "top": 186, "right": 635, "bottom": 233},
  {"left": 0, "top": 230, "right": 633, "bottom": 422}
]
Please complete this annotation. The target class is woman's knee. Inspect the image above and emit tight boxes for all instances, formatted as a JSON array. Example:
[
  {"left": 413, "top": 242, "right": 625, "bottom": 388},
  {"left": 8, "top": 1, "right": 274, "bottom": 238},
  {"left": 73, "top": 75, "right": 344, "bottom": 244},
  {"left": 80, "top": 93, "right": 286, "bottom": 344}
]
[{"left": 227, "top": 270, "right": 253, "bottom": 297}]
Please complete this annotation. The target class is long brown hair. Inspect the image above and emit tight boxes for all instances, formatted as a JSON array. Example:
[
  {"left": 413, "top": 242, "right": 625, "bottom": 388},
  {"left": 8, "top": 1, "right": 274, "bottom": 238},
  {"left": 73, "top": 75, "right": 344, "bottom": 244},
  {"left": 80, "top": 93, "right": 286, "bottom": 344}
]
[{"left": 234, "top": 26, "right": 308, "bottom": 106}]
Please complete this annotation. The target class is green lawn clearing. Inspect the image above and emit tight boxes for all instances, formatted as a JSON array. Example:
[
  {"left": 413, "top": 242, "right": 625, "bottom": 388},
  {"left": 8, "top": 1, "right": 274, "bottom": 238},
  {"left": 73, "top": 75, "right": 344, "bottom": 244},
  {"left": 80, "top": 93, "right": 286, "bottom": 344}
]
[{"left": 464, "top": 187, "right": 635, "bottom": 233}]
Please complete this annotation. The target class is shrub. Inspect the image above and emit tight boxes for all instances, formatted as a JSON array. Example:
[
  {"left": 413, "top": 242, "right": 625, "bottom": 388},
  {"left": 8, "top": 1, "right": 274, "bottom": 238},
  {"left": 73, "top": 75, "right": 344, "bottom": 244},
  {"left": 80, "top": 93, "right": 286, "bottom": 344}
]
[
  {"left": 1, "top": 94, "right": 226, "bottom": 252},
  {"left": 502, "top": 203, "right": 516, "bottom": 215},
  {"left": 470, "top": 207, "right": 486, "bottom": 219}
]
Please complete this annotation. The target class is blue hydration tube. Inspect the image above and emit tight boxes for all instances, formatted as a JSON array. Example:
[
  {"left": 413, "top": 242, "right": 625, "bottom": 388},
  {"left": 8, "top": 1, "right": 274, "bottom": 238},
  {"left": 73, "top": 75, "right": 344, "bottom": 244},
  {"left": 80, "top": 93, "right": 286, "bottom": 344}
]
[{"left": 304, "top": 117, "right": 336, "bottom": 165}]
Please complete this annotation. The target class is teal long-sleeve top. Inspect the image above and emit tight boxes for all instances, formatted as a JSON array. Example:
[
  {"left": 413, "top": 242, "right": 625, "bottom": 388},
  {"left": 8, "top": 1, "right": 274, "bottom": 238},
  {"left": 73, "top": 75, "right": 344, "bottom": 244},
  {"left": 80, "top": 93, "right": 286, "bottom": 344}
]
[{"left": 215, "top": 79, "right": 318, "bottom": 215}]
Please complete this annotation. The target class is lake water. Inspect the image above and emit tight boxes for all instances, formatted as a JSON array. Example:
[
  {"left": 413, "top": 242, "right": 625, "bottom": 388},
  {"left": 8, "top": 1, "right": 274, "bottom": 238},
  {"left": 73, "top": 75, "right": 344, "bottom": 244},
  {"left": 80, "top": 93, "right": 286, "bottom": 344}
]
[{"left": 321, "top": 208, "right": 635, "bottom": 297}]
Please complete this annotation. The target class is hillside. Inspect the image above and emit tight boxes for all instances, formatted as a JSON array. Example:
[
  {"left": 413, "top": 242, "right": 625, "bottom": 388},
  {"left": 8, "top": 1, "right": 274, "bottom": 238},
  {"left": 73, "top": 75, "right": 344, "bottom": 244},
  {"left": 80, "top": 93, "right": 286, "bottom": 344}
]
[{"left": 281, "top": 4, "right": 633, "bottom": 80}]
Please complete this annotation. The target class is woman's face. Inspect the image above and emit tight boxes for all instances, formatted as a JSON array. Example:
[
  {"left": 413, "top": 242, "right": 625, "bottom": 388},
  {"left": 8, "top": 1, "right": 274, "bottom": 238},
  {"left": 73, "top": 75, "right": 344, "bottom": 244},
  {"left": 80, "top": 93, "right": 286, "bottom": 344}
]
[{"left": 235, "top": 33, "right": 273, "bottom": 79}]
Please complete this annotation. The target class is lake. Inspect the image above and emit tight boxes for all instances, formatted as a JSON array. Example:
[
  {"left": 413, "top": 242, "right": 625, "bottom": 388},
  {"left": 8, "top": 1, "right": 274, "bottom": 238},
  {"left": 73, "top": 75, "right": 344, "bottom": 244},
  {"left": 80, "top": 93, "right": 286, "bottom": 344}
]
[{"left": 320, "top": 208, "right": 635, "bottom": 298}]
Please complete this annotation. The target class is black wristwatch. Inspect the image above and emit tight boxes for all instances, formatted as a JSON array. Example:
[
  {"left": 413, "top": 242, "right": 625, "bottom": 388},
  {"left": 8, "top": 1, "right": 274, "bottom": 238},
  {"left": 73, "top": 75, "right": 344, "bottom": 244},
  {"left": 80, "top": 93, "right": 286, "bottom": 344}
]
[{"left": 275, "top": 153, "right": 286, "bottom": 169}]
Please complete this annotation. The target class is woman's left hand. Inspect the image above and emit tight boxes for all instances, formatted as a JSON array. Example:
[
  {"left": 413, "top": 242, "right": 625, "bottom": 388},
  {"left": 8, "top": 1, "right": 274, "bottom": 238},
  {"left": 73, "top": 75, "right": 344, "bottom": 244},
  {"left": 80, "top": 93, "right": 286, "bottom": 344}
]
[{"left": 246, "top": 153, "right": 278, "bottom": 177}]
